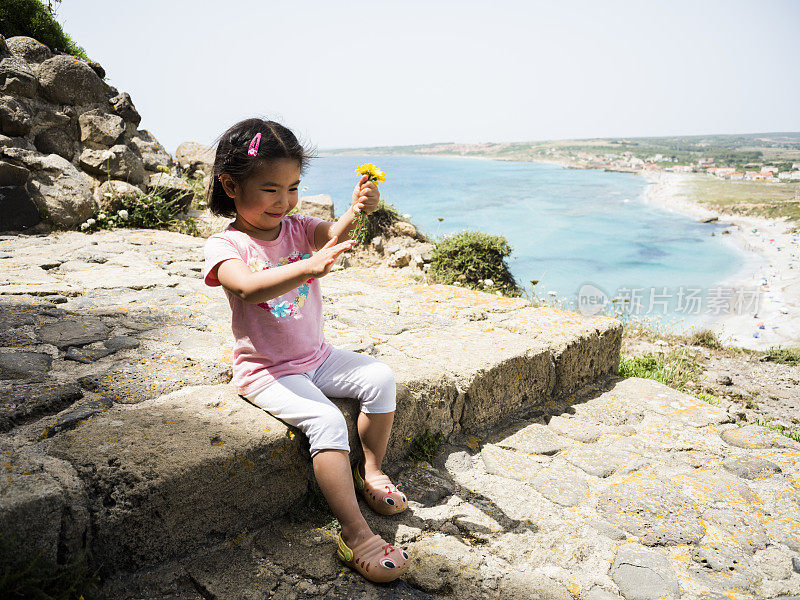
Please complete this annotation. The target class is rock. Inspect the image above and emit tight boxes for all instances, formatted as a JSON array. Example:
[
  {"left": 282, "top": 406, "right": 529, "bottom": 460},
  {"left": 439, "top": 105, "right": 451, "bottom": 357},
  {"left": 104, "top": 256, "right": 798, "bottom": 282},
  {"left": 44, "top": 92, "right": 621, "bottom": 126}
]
[
  {"left": 21, "top": 152, "right": 95, "bottom": 228},
  {"left": 252, "top": 523, "right": 339, "bottom": 580},
  {"left": 481, "top": 443, "right": 545, "bottom": 480},
  {"left": 0, "top": 351, "right": 52, "bottom": 379},
  {"left": 79, "top": 145, "right": 146, "bottom": 184},
  {"left": 5, "top": 36, "right": 52, "bottom": 63},
  {"left": 0, "top": 55, "right": 38, "bottom": 97},
  {"left": 175, "top": 141, "right": 214, "bottom": 174},
  {"left": 0, "top": 160, "right": 29, "bottom": 186},
  {"left": 530, "top": 467, "right": 589, "bottom": 506},
  {"left": 35, "top": 317, "right": 109, "bottom": 349},
  {"left": 40, "top": 399, "right": 113, "bottom": 439},
  {"left": 0, "top": 95, "right": 32, "bottom": 136},
  {"left": 0, "top": 133, "right": 35, "bottom": 151},
  {"left": 406, "top": 534, "right": 477, "bottom": 593},
  {"left": 547, "top": 414, "right": 602, "bottom": 443},
  {"left": 129, "top": 130, "right": 172, "bottom": 171},
  {"left": 109, "top": 92, "right": 141, "bottom": 126},
  {"left": 599, "top": 476, "right": 704, "bottom": 545},
  {"left": 0, "top": 185, "right": 39, "bottom": 231},
  {"left": 147, "top": 172, "right": 193, "bottom": 208},
  {"left": 33, "top": 128, "right": 74, "bottom": 160},
  {"left": 388, "top": 248, "right": 411, "bottom": 267},
  {"left": 498, "top": 571, "right": 573, "bottom": 600},
  {"left": 793, "top": 556, "right": 800, "bottom": 574},
  {"left": 497, "top": 422, "right": 568, "bottom": 455},
  {"left": 36, "top": 54, "right": 107, "bottom": 105},
  {"left": 610, "top": 543, "right": 680, "bottom": 600},
  {"left": 78, "top": 108, "right": 125, "bottom": 146},
  {"left": 370, "top": 236, "right": 384, "bottom": 253},
  {"left": 296, "top": 194, "right": 334, "bottom": 220},
  {"left": 395, "top": 463, "right": 453, "bottom": 506},
  {"left": 753, "top": 547, "right": 794, "bottom": 580},
  {"left": 64, "top": 346, "right": 115, "bottom": 363},
  {"left": 0, "top": 381, "right": 83, "bottom": 432},
  {"left": 716, "top": 374, "right": 732, "bottom": 386},
  {"left": 94, "top": 180, "right": 143, "bottom": 212},
  {"left": 721, "top": 425, "right": 790, "bottom": 449},
  {"left": 394, "top": 221, "right": 417, "bottom": 238},
  {"left": 722, "top": 455, "right": 782, "bottom": 479},
  {"left": 104, "top": 336, "right": 141, "bottom": 351}
]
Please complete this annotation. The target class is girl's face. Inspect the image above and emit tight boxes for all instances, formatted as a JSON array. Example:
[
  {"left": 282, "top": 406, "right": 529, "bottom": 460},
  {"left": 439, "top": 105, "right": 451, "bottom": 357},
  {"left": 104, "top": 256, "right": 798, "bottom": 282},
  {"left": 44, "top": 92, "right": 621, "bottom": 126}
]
[{"left": 222, "top": 158, "right": 301, "bottom": 240}]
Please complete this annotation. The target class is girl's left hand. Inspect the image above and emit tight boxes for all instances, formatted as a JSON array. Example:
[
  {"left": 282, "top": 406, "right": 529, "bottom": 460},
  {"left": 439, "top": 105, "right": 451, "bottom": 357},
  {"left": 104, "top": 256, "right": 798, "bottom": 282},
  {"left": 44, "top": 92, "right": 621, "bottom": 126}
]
[{"left": 352, "top": 174, "right": 380, "bottom": 215}]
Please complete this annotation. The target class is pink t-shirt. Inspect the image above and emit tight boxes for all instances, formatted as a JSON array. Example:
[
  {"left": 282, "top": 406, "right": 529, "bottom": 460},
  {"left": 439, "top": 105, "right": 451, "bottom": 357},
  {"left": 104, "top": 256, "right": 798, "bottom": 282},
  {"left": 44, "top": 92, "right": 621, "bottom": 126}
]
[{"left": 203, "top": 215, "right": 333, "bottom": 396}]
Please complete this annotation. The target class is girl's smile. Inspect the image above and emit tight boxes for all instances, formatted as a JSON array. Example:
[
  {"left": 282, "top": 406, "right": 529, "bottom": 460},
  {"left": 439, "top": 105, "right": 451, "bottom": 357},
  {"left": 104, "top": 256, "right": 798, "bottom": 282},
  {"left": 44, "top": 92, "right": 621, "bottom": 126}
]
[{"left": 220, "top": 158, "right": 301, "bottom": 241}]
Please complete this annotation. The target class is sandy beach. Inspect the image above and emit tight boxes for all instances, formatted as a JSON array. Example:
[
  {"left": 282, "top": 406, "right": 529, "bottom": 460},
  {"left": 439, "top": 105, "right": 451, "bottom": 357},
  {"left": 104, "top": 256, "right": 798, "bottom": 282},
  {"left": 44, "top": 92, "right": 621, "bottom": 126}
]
[{"left": 640, "top": 171, "right": 800, "bottom": 350}]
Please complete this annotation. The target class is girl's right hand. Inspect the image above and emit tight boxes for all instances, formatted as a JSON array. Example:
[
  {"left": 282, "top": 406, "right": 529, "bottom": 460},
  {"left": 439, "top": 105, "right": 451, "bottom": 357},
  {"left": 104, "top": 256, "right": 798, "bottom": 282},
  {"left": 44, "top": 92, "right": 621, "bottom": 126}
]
[{"left": 306, "top": 235, "right": 354, "bottom": 278}]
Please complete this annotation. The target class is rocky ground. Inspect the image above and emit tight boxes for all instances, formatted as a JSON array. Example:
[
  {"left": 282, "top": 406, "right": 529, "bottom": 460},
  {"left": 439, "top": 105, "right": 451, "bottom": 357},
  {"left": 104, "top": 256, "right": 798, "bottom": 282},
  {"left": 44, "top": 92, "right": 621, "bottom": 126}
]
[
  {"left": 100, "top": 376, "right": 800, "bottom": 600},
  {"left": 621, "top": 333, "right": 800, "bottom": 439},
  {"left": 2, "top": 227, "right": 800, "bottom": 600}
]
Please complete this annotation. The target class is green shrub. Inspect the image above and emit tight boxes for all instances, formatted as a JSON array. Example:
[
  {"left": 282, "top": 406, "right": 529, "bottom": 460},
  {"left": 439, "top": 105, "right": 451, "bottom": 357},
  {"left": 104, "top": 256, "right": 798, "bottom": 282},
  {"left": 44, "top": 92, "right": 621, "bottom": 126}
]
[
  {"left": 687, "top": 328, "right": 721, "bottom": 349},
  {"left": 0, "top": 0, "right": 90, "bottom": 61},
  {"left": 408, "top": 429, "right": 445, "bottom": 463},
  {"left": 428, "top": 230, "right": 522, "bottom": 297},
  {"left": 618, "top": 348, "right": 701, "bottom": 392},
  {"left": 759, "top": 346, "right": 800, "bottom": 366},
  {"left": 80, "top": 176, "right": 199, "bottom": 236}
]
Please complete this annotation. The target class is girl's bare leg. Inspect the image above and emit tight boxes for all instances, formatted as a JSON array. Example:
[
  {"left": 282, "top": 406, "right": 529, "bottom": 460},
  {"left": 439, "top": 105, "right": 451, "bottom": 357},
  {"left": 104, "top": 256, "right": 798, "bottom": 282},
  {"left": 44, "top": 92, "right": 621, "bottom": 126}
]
[
  {"left": 357, "top": 411, "right": 395, "bottom": 480},
  {"left": 312, "top": 449, "right": 373, "bottom": 547}
]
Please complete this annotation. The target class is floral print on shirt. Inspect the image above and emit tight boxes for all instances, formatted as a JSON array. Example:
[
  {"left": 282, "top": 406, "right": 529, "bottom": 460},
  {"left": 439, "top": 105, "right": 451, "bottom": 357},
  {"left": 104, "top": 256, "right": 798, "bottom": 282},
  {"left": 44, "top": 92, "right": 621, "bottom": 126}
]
[{"left": 247, "top": 253, "right": 314, "bottom": 319}]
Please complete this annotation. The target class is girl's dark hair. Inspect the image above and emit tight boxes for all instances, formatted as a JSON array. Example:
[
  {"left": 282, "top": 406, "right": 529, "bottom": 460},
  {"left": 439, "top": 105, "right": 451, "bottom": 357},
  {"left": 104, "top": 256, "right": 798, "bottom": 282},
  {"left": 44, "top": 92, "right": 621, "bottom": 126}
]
[{"left": 207, "top": 118, "right": 317, "bottom": 217}]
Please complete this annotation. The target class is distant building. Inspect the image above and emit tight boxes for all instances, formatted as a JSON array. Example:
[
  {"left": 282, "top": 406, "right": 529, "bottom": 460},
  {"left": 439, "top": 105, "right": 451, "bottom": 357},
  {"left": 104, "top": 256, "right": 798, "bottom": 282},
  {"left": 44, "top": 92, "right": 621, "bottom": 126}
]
[{"left": 761, "top": 166, "right": 778, "bottom": 174}]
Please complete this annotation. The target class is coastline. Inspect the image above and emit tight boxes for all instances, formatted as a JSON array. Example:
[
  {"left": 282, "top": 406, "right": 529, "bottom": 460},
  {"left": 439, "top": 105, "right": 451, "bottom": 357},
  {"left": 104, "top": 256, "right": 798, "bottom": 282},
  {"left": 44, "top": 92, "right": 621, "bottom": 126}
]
[
  {"left": 638, "top": 171, "right": 800, "bottom": 350},
  {"left": 326, "top": 150, "right": 800, "bottom": 349}
]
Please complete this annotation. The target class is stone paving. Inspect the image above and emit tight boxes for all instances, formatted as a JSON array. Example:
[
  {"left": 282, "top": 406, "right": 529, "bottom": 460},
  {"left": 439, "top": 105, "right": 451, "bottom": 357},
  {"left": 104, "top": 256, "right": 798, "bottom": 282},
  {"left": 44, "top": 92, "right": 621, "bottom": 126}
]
[{"left": 2, "top": 228, "right": 799, "bottom": 599}]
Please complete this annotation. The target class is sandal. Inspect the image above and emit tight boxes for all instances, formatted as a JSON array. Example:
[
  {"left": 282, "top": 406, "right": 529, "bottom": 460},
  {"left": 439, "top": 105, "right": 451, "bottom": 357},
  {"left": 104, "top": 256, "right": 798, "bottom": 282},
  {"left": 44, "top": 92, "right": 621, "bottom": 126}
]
[
  {"left": 336, "top": 532, "right": 410, "bottom": 583},
  {"left": 353, "top": 461, "right": 408, "bottom": 515}
]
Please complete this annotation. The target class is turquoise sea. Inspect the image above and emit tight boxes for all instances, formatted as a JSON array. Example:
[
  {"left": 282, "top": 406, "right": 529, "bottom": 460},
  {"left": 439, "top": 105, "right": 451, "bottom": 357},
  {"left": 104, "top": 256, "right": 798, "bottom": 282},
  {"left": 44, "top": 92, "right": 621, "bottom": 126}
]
[{"left": 302, "top": 154, "right": 748, "bottom": 333}]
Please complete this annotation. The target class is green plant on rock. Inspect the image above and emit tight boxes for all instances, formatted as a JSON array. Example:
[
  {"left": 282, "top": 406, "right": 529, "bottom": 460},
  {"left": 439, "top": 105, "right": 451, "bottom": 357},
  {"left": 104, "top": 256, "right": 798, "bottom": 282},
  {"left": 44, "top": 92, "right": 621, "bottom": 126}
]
[
  {"left": 688, "top": 328, "right": 721, "bottom": 349},
  {"left": 80, "top": 172, "right": 199, "bottom": 236},
  {"left": 408, "top": 429, "right": 445, "bottom": 463},
  {"left": 0, "top": 0, "right": 90, "bottom": 61},
  {"left": 352, "top": 199, "right": 402, "bottom": 245},
  {"left": 427, "top": 230, "right": 522, "bottom": 297}
]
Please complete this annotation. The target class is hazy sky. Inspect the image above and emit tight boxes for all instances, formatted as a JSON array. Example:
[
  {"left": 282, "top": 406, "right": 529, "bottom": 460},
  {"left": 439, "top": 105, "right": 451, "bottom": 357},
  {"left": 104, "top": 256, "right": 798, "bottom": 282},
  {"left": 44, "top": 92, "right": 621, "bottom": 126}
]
[{"left": 56, "top": 0, "right": 800, "bottom": 154}]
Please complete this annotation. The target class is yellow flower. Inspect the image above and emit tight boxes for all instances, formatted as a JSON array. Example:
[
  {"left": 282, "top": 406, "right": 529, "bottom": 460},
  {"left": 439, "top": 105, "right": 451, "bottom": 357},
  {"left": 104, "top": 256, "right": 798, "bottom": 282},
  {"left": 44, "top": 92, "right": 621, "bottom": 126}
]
[{"left": 355, "top": 162, "right": 386, "bottom": 184}]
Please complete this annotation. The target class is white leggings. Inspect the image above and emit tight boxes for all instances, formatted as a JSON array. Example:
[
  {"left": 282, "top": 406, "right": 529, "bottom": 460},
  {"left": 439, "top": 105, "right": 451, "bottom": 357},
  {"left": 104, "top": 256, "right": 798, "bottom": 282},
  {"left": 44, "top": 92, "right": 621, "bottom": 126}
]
[{"left": 242, "top": 347, "right": 397, "bottom": 459}]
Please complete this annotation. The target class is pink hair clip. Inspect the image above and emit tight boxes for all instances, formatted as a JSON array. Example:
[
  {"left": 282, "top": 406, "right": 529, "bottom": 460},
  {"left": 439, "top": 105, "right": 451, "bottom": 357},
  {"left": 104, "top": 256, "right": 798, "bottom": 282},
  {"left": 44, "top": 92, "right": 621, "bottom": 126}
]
[{"left": 247, "top": 133, "right": 261, "bottom": 156}]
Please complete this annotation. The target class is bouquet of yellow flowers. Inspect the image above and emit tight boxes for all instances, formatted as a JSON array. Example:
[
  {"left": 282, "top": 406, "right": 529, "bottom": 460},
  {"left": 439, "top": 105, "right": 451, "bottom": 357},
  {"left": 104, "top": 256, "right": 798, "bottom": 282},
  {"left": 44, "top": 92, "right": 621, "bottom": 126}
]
[{"left": 352, "top": 162, "right": 386, "bottom": 245}]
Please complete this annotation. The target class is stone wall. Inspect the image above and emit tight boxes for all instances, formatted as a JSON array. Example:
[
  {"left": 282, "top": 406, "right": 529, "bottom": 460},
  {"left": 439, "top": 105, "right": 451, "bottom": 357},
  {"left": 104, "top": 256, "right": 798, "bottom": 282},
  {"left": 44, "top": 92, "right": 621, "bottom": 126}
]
[{"left": 0, "top": 35, "right": 174, "bottom": 231}]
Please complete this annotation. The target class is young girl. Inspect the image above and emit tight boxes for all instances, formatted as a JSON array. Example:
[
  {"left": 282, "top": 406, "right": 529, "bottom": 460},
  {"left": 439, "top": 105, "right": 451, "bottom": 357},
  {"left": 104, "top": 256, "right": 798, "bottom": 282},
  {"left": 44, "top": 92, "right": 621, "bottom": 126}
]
[{"left": 202, "top": 118, "right": 410, "bottom": 583}]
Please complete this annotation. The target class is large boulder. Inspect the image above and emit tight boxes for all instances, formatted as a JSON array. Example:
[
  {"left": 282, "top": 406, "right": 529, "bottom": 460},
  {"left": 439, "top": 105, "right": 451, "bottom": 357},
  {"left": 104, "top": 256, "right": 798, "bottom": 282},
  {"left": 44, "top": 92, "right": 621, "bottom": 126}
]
[
  {"left": 78, "top": 108, "right": 124, "bottom": 146},
  {"left": 33, "top": 127, "right": 74, "bottom": 160},
  {"left": 0, "top": 56, "right": 38, "bottom": 97},
  {"left": 6, "top": 36, "right": 52, "bottom": 64},
  {"left": 36, "top": 55, "right": 107, "bottom": 105},
  {"left": 147, "top": 172, "right": 193, "bottom": 209},
  {"left": 1, "top": 149, "right": 94, "bottom": 228},
  {"left": 175, "top": 141, "right": 214, "bottom": 175},
  {"left": 130, "top": 130, "right": 172, "bottom": 171},
  {"left": 93, "top": 180, "right": 143, "bottom": 212},
  {"left": 0, "top": 96, "right": 32, "bottom": 136},
  {"left": 0, "top": 160, "right": 29, "bottom": 186},
  {"left": 79, "top": 145, "right": 145, "bottom": 185}
]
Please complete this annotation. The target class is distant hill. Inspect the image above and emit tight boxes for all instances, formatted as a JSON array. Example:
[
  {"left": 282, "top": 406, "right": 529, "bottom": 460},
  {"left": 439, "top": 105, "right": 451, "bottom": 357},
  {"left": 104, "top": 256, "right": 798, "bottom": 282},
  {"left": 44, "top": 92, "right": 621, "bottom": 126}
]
[{"left": 323, "top": 132, "right": 800, "bottom": 169}]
